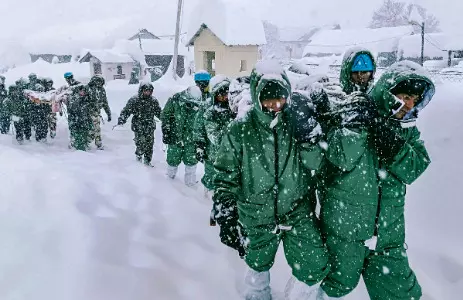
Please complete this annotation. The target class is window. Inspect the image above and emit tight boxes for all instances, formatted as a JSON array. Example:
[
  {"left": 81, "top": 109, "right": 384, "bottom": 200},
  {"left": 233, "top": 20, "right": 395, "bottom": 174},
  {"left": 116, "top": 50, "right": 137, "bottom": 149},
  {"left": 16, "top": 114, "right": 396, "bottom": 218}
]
[
  {"left": 93, "top": 63, "right": 102, "bottom": 74},
  {"left": 204, "top": 51, "right": 216, "bottom": 76},
  {"left": 239, "top": 60, "right": 247, "bottom": 72},
  {"left": 117, "top": 65, "right": 123, "bottom": 75}
]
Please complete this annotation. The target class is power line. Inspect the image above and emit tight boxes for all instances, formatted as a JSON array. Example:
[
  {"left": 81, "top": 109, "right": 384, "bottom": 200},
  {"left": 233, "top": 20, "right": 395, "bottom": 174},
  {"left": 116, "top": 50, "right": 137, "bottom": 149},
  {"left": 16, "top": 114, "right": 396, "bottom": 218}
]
[{"left": 424, "top": 34, "right": 445, "bottom": 51}]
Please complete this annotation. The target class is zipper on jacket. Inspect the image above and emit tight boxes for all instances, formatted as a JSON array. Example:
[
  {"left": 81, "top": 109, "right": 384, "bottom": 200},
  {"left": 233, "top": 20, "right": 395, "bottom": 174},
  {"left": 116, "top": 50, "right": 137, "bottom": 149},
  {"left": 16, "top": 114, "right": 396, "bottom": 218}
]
[
  {"left": 374, "top": 168, "right": 383, "bottom": 237},
  {"left": 273, "top": 128, "right": 280, "bottom": 234}
]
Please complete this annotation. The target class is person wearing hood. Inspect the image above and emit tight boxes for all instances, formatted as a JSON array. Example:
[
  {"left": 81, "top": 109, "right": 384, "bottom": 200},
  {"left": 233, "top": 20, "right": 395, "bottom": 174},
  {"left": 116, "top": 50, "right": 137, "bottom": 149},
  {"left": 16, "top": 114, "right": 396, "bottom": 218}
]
[
  {"left": 64, "top": 72, "right": 80, "bottom": 87},
  {"left": 42, "top": 78, "right": 59, "bottom": 139},
  {"left": 340, "top": 48, "right": 376, "bottom": 95},
  {"left": 161, "top": 85, "right": 202, "bottom": 186},
  {"left": 67, "top": 84, "right": 93, "bottom": 150},
  {"left": 193, "top": 75, "right": 235, "bottom": 197},
  {"left": 317, "top": 61, "right": 435, "bottom": 300},
  {"left": 117, "top": 82, "right": 161, "bottom": 166},
  {"left": 27, "top": 73, "right": 40, "bottom": 91},
  {"left": 0, "top": 75, "right": 9, "bottom": 134},
  {"left": 6, "top": 84, "right": 32, "bottom": 143},
  {"left": 30, "top": 82, "right": 50, "bottom": 142},
  {"left": 212, "top": 61, "right": 330, "bottom": 300},
  {"left": 88, "top": 75, "right": 111, "bottom": 150}
]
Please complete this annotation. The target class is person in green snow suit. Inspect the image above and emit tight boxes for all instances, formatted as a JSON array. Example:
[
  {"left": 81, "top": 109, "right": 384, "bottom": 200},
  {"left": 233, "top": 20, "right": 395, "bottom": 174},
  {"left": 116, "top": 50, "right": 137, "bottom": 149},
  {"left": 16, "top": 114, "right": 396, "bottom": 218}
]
[
  {"left": 318, "top": 60, "right": 435, "bottom": 300},
  {"left": 6, "top": 83, "right": 33, "bottom": 143},
  {"left": 117, "top": 82, "right": 162, "bottom": 166},
  {"left": 67, "top": 84, "right": 93, "bottom": 151},
  {"left": 161, "top": 86, "right": 202, "bottom": 186},
  {"left": 193, "top": 75, "right": 235, "bottom": 193},
  {"left": 213, "top": 61, "right": 330, "bottom": 300},
  {"left": 339, "top": 47, "right": 376, "bottom": 95},
  {"left": 88, "top": 75, "right": 112, "bottom": 149}
]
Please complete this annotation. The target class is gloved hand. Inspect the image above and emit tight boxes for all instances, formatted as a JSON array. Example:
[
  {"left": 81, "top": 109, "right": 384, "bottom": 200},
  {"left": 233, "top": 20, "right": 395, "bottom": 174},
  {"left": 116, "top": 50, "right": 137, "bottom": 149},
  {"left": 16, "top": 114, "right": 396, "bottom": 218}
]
[
  {"left": 107, "top": 114, "right": 112, "bottom": 122},
  {"left": 195, "top": 141, "right": 207, "bottom": 162},
  {"left": 212, "top": 201, "right": 245, "bottom": 258},
  {"left": 370, "top": 118, "right": 406, "bottom": 164},
  {"left": 161, "top": 122, "right": 175, "bottom": 145},
  {"left": 289, "top": 92, "right": 325, "bottom": 144},
  {"left": 338, "top": 92, "right": 378, "bottom": 129}
]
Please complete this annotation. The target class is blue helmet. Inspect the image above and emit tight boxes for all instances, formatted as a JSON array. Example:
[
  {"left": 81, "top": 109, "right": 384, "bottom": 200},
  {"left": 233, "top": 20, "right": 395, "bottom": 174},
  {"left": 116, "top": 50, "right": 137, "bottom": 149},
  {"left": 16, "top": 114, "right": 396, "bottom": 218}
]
[
  {"left": 64, "top": 72, "right": 73, "bottom": 79},
  {"left": 194, "top": 71, "right": 211, "bottom": 82},
  {"left": 351, "top": 54, "right": 374, "bottom": 72}
]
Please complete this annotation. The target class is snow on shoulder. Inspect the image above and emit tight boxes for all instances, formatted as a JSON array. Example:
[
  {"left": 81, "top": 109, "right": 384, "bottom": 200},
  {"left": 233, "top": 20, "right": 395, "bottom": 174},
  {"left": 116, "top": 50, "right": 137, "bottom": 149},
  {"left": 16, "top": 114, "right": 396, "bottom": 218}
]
[
  {"left": 255, "top": 60, "right": 285, "bottom": 76},
  {"left": 186, "top": 0, "right": 266, "bottom": 46},
  {"left": 387, "top": 60, "right": 433, "bottom": 79}
]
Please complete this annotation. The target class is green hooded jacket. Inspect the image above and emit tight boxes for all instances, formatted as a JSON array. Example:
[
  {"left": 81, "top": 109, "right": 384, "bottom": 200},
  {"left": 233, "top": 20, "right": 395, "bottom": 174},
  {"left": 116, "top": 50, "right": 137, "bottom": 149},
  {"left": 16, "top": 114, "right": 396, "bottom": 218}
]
[
  {"left": 88, "top": 75, "right": 111, "bottom": 117},
  {"left": 193, "top": 76, "right": 235, "bottom": 190},
  {"left": 321, "top": 60, "right": 433, "bottom": 243},
  {"left": 340, "top": 47, "right": 376, "bottom": 95},
  {"left": 213, "top": 62, "right": 324, "bottom": 228},
  {"left": 118, "top": 82, "right": 162, "bottom": 133},
  {"left": 161, "top": 86, "right": 202, "bottom": 145}
]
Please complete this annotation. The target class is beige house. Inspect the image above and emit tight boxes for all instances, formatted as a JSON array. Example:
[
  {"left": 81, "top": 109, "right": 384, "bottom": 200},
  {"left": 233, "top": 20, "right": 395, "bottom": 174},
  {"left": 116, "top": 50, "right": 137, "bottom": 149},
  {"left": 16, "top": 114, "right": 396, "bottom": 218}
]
[{"left": 186, "top": 1, "right": 266, "bottom": 77}]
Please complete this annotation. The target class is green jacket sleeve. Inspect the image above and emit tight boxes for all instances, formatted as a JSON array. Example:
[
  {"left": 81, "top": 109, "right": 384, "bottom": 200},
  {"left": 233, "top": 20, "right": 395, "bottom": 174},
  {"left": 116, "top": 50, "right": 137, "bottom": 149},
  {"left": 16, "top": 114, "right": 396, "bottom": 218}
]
[
  {"left": 300, "top": 142, "right": 325, "bottom": 171},
  {"left": 101, "top": 90, "right": 111, "bottom": 117},
  {"left": 193, "top": 109, "right": 207, "bottom": 144},
  {"left": 160, "top": 97, "right": 174, "bottom": 124},
  {"left": 213, "top": 126, "right": 242, "bottom": 206},
  {"left": 118, "top": 97, "right": 134, "bottom": 125},
  {"left": 326, "top": 127, "right": 369, "bottom": 172},
  {"left": 153, "top": 97, "right": 162, "bottom": 119},
  {"left": 386, "top": 127, "right": 430, "bottom": 185}
]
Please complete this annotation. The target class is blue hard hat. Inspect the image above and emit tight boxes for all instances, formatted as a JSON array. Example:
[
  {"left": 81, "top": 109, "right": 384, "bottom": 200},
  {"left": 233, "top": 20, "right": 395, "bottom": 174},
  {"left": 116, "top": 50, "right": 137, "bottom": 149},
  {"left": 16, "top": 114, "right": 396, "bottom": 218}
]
[
  {"left": 351, "top": 54, "right": 374, "bottom": 72},
  {"left": 194, "top": 71, "right": 211, "bottom": 82},
  {"left": 64, "top": 72, "right": 73, "bottom": 79}
]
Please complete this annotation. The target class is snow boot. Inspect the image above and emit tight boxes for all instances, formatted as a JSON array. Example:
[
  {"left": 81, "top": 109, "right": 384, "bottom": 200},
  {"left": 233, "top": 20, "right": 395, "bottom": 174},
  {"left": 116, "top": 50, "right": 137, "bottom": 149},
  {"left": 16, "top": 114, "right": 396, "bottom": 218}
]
[
  {"left": 316, "top": 287, "right": 343, "bottom": 300},
  {"left": 50, "top": 130, "right": 56, "bottom": 139},
  {"left": 136, "top": 155, "right": 142, "bottom": 162},
  {"left": 244, "top": 268, "right": 271, "bottom": 300},
  {"left": 184, "top": 165, "right": 197, "bottom": 187},
  {"left": 144, "top": 158, "right": 154, "bottom": 168},
  {"left": 96, "top": 144, "right": 105, "bottom": 150},
  {"left": 167, "top": 165, "right": 178, "bottom": 179},
  {"left": 284, "top": 276, "right": 320, "bottom": 300}
]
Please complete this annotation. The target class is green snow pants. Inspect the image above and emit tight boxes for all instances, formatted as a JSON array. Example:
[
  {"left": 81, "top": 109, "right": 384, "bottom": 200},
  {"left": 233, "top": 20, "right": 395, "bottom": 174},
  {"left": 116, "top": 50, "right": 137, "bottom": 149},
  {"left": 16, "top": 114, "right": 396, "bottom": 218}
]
[
  {"left": 320, "top": 198, "right": 422, "bottom": 299},
  {"left": 166, "top": 143, "right": 197, "bottom": 167},
  {"left": 243, "top": 202, "right": 330, "bottom": 286}
]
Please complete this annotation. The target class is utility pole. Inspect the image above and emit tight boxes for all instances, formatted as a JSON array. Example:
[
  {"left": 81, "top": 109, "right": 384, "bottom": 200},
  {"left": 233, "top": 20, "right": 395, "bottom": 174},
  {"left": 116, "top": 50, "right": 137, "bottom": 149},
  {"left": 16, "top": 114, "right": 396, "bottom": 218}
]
[
  {"left": 172, "top": 0, "right": 183, "bottom": 80},
  {"left": 420, "top": 22, "right": 425, "bottom": 66}
]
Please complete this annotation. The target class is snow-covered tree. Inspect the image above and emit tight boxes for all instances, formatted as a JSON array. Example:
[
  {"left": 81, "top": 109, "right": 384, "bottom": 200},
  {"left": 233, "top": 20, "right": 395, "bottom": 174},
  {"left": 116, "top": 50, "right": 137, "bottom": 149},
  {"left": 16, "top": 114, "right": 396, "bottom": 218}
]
[
  {"left": 369, "top": 0, "right": 440, "bottom": 33},
  {"left": 52, "top": 56, "right": 59, "bottom": 64}
]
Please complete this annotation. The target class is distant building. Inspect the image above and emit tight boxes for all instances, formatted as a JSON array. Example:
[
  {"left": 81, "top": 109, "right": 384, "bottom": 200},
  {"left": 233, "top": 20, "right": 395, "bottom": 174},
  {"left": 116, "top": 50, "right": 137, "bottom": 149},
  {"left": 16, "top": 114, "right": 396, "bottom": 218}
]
[
  {"left": 79, "top": 50, "right": 135, "bottom": 81},
  {"left": 128, "top": 29, "right": 160, "bottom": 41},
  {"left": 303, "top": 26, "right": 415, "bottom": 67}
]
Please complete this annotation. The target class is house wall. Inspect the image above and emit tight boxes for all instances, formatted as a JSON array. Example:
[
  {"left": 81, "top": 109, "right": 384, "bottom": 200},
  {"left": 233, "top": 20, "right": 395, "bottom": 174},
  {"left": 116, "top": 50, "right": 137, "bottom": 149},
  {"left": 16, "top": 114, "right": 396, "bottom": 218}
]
[
  {"left": 193, "top": 28, "right": 259, "bottom": 77},
  {"left": 89, "top": 57, "right": 133, "bottom": 82}
]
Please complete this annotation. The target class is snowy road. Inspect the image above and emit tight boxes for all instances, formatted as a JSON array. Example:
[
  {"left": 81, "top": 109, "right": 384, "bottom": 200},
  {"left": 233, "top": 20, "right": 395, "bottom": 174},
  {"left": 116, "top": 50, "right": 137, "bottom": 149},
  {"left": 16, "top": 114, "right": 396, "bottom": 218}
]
[{"left": 0, "top": 83, "right": 461, "bottom": 299}]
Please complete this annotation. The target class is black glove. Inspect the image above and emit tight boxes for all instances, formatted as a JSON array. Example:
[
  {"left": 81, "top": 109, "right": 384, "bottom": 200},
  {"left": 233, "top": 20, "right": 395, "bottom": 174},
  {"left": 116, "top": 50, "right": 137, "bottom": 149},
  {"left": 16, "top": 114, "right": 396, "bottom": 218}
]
[
  {"left": 212, "top": 199, "right": 245, "bottom": 257},
  {"left": 335, "top": 92, "right": 378, "bottom": 129},
  {"left": 289, "top": 92, "right": 326, "bottom": 144},
  {"left": 371, "top": 119, "right": 406, "bottom": 163},
  {"left": 107, "top": 114, "right": 112, "bottom": 122},
  {"left": 195, "top": 141, "right": 207, "bottom": 162}
]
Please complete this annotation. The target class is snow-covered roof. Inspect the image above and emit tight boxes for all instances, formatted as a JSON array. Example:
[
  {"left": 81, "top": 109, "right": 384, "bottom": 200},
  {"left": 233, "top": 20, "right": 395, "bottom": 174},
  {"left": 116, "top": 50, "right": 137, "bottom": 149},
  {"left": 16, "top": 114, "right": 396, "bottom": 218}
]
[
  {"left": 278, "top": 26, "right": 319, "bottom": 42},
  {"left": 79, "top": 50, "right": 134, "bottom": 64},
  {"left": 186, "top": 0, "right": 266, "bottom": 46},
  {"left": 398, "top": 33, "right": 448, "bottom": 59},
  {"left": 113, "top": 39, "right": 188, "bottom": 56},
  {"left": 303, "top": 26, "right": 414, "bottom": 56}
]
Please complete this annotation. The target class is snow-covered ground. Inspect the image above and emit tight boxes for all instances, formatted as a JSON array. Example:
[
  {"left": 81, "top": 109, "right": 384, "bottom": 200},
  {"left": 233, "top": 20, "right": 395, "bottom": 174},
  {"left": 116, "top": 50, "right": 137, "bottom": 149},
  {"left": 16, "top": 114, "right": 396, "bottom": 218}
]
[{"left": 0, "top": 80, "right": 461, "bottom": 300}]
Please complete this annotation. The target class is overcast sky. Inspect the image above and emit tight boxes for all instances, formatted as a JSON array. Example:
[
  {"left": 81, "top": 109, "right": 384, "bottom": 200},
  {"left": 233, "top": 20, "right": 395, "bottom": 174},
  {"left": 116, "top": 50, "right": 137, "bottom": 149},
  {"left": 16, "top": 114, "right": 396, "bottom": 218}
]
[{"left": 0, "top": 0, "right": 462, "bottom": 40}]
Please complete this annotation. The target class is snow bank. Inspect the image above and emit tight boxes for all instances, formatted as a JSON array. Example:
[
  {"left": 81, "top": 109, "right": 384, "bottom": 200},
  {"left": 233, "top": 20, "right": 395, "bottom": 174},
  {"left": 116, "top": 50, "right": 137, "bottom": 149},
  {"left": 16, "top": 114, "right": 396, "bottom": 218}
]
[{"left": 2, "top": 60, "right": 90, "bottom": 87}]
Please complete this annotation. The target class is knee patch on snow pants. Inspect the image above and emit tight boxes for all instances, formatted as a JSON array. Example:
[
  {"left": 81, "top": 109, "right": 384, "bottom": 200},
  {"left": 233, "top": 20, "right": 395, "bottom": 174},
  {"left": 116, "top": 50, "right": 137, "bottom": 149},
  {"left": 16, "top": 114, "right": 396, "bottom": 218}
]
[
  {"left": 166, "top": 144, "right": 197, "bottom": 167},
  {"left": 244, "top": 212, "right": 329, "bottom": 286}
]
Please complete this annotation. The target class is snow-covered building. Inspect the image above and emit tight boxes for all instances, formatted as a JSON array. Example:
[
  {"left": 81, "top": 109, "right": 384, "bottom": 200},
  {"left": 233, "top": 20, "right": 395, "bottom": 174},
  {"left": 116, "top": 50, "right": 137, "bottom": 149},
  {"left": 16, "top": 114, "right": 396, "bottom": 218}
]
[
  {"left": 79, "top": 50, "right": 135, "bottom": 81},
  {"left": 128, "top": 29, "right": 160, "bottom": 41},
  {"left": 278, "top": 26, "right": 320, "bottom": 59},
  {"left": 113, "top": 39, "right": 188, "bottom": 78},
  {"left": 303, "top": 26, "right": 415, "bottom": 67},
  {"left": 186, "top": 0, "right": 266, "bottom": 77}
]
